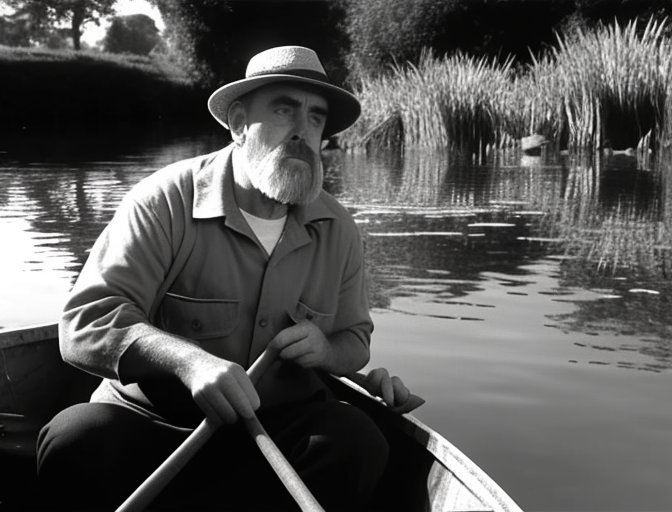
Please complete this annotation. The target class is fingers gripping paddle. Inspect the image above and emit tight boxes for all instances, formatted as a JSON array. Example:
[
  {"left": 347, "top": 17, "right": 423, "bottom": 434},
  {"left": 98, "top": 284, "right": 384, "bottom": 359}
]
[{"left": 116, "top": 348, "right": 324, "bottom": 512}]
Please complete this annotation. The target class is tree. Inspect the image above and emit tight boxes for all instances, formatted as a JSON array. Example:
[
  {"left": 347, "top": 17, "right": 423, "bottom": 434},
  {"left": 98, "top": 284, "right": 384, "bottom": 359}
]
[
  {"left": 3, "top": 0, "right": 116, "bottom": 50},
  {"left": 0, "top": 10, "right": 33, "bottom": 46},
  {"left": 149, "top": 0, "right": 230, "bottom": 85},
  {"left": 103, "top": 14, "right": 161, "bottom": 55}
]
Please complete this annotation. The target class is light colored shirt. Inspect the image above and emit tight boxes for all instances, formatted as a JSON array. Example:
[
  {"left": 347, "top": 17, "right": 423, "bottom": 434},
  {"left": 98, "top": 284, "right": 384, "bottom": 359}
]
[{"left": 240, "top": 208, "right": 287, "bottom": 256}]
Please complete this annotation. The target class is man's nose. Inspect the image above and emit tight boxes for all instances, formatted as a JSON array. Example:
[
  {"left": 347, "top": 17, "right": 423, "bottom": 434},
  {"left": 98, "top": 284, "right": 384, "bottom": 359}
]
[{"left": 290, "top": 112, "right": 308, "bottom": 140}]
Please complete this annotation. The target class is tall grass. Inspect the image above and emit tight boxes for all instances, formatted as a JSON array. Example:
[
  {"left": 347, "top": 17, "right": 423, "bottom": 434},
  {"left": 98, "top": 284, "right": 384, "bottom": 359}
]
[
  {"left": 341, "top": 49, "right": 515, "bottom": 158},
  {"left": 343, "top": 17, "right": 672, "bottom": 156},
  {"left": 549, "top": 17, "right": 672, "bottom": 150}
]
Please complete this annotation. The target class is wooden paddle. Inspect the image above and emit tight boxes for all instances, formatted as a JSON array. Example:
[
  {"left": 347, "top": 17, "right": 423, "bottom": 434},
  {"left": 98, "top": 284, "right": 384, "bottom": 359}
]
[{"left": 115, "top": 348, "right": 324, "bottom": 512}]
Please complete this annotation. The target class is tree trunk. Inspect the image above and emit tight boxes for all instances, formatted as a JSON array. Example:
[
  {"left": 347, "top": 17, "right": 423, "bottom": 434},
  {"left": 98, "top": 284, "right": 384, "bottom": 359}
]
[{"left": 71, "top": 2, "right": 85, "bottom": 50}]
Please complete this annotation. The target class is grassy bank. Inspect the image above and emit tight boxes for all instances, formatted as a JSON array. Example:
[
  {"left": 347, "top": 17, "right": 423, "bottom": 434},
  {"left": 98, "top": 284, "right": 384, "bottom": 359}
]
[
  {"left": 340, "top": 17, "right": 672, "bottom": 156},
  {"left": 0, "top": 46, "right": 210, "bottom": 132}
]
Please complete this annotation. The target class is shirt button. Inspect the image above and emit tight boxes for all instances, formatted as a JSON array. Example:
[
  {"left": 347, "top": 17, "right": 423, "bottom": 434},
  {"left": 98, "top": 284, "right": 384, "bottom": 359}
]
[
  {"left": 305, "top": 313, "right": 314, "bottom": 321},
  {"left": 259, "top": 318, "right": 268, "bottom": 328},
  {"left": 191, "top": 319, "right": 202, "bottom": 331}
]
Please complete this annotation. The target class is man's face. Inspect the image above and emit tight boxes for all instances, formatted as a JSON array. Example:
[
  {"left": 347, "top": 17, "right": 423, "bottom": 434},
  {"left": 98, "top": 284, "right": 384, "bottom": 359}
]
[{"left": 240, "top": 83, "right": 328, "bottom": 205}]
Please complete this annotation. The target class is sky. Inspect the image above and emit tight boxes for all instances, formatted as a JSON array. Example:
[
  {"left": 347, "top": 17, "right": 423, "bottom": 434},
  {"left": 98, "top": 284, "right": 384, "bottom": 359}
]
[{"left": 81, "top": 0, "right": 165, "bottom": 46}]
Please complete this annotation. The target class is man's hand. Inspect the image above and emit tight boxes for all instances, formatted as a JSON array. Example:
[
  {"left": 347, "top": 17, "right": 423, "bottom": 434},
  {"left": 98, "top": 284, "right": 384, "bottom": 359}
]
[
  {"left": 348, "top": 368, "right": 425, "bottom": 414},
  {"left": 270, "top": 321, "right": 333, "bottom": 369},
  {"left": 183, "top": 352, "right": 260, "bottom": 427},
  {"left": 362, "top": 367, "right": 411, "bottom": 408}
]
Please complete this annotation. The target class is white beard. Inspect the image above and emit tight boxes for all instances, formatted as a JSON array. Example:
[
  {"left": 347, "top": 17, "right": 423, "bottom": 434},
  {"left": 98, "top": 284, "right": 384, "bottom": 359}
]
[
  {"left": 249, "top": 140, "right": 324, "bottom": 205},
  {"left": 259, "top": 156, "right": 324, "bottom": 205}
]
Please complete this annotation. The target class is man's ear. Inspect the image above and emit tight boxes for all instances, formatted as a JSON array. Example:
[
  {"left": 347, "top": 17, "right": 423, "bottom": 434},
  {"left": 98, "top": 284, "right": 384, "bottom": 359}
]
[{"left": 228, "top": 101, "right": 247, "bottom": 145}]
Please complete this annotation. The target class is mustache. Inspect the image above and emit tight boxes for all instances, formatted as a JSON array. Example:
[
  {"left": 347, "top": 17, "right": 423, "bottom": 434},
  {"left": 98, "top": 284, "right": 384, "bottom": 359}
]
[{"left": 276, "top": 140, "right": 318, "bottom": 162}]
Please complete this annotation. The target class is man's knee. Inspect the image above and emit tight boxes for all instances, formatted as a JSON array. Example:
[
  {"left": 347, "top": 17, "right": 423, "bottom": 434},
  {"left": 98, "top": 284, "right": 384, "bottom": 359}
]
[
  {"left": 286, "top": 401, "right": 389, "bottom": 511},
  {"left": 37, "top": 403, "right": 182, "bottom": 511},
  {"left": 38, "top": 402, "right": 132, "bottom": 473},
  {"left": 321, "top": 402, "right": 389, "bottom": 470}
]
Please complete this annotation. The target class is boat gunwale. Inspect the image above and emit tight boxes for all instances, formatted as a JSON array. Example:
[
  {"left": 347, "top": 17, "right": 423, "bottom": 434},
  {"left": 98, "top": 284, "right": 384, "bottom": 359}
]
[
  {"left": 332, "top": 375, "right": 523, "bottom": 512},
  {"left": 0, "top": 323, "right": 59, "bottom": 349}
]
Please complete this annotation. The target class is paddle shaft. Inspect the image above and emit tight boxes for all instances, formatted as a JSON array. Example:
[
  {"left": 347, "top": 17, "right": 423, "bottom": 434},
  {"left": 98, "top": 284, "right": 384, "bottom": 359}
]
[
  {"left": 244, "top": 415, "right": 324, "bottom": 512},
  {"left": 116, "top": 348, "right": 324, "bottom": 512}
]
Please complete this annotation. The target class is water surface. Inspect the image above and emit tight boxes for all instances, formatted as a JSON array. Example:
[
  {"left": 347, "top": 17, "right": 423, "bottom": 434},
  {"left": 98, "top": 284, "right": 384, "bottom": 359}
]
[{"left": 1, "top": 126, "right": 670, "bottom": 511}]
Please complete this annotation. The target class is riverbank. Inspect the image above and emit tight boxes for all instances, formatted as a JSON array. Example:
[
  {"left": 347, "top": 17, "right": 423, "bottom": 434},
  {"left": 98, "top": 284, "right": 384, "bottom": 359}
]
[{"left": 0, "top": 46, "right": 210, "bottom": 132}]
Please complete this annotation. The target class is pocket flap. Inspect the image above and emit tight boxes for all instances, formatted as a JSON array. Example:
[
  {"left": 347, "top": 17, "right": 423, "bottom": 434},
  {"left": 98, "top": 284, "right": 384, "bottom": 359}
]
[
  {"left": 160, "top": 293, "right": 240, "bottom": 340},
  {"left": 289, "top": 302, "right": 335, "bottom": 331}
]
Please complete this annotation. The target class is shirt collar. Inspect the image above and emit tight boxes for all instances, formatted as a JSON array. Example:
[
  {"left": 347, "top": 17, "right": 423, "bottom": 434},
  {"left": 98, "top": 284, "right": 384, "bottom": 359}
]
[{"left": 193, "top": 144, "right": 337, "bottom": 225}]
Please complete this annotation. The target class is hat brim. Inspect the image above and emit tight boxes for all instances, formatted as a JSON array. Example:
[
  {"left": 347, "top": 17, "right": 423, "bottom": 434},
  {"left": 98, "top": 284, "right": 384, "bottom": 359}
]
[{"left": 208, "top": 74, "right": 361, "bottom": 139}]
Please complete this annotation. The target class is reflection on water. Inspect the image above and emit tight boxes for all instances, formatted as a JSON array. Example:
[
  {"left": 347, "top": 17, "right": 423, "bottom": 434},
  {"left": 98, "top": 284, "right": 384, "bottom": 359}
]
[
  {"left": 327, "top": 147, "right": 672, "bottom": 374},
  {"left": 1, "top": 128, "right": 671, "bottom": 511},
  {"left": 0, "top": 125, "right": 228, "bottom": 325}
]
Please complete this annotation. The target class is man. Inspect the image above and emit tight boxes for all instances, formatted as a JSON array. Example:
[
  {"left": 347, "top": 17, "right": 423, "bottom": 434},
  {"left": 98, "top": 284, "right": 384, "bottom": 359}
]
[{"left": 37, "top": 46, "right": 410, "bottom": 511}]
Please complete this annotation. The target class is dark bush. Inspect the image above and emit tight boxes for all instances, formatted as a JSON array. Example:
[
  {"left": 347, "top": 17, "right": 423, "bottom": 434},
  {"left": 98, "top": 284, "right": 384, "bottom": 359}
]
[
  {"left": 103, "top": 14, "right": 161, "bottom": 56},
  {"left": 153, "top": 0, "right": 348, "bottom": 89}
]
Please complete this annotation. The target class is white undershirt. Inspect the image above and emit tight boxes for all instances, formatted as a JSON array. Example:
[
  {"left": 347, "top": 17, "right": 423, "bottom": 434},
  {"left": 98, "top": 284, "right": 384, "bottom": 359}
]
[{"left": 240, "top": 208, "right": 287, "bottom": 256}]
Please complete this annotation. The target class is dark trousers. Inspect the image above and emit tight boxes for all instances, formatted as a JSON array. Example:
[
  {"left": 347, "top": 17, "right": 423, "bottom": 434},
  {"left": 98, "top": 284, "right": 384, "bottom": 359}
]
[{"left": 37, "top": 398, "right": 389, "bottom": 512}]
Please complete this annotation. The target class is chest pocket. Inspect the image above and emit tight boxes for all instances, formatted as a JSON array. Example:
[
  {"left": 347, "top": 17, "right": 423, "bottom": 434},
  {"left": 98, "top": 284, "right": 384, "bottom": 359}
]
[
  {"left": 289, "top": 301, "right": 335, "bottom": 334},
  {"left": 159, "top": 293, "right": 240, "bottom": 340}
]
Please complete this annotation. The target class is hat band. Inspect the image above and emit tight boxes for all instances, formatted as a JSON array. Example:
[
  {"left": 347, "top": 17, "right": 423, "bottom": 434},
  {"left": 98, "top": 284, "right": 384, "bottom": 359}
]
[{"left": 247, "top": 68, "right": 329, "bottom": 83}]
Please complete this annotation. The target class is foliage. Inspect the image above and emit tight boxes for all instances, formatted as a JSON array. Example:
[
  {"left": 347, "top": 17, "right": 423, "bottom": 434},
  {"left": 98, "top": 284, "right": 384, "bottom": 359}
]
[
  {"left": 336, "top": 0, "right": 460, "bottom": 80},
  {"left": 0, "top": 12, "right": 31, "bottom": 46},
  {"left": 148, "top": 0, "right": 349, "bottom": 89},
  {"left": 338, "top": 0, "right": 672, "bottom": 85},
  {"left": 2, "top": 0, "right": 115, "bottom": 50},
  {"left": 104, "top": 14, "right": 161, "bottom": 56},
  {"left": 338, "top": 0, "right": 576, "bottom": 80},
  {"left": 149, "top": 0, "right": 230, "bottom": 86},
  {"left": 0, "top": 1, "right": 53, "bottom": 46},
  {"left": 573, "top": 0, "right": 672, "bottom": 29},
  {"left": 341, "top": 17, "right": 672, "bottom": 157}
]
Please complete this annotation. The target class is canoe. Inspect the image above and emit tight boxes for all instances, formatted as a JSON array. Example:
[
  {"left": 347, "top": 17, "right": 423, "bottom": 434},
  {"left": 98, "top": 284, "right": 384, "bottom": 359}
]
[{"left": 0, "top": 323, "right": 523, "bottom": 512}]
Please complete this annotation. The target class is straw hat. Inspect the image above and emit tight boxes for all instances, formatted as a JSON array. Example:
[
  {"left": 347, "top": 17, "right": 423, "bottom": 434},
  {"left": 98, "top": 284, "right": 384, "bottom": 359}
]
[{"left": 208, "top": 46, "right": 361, "bottom": 138}]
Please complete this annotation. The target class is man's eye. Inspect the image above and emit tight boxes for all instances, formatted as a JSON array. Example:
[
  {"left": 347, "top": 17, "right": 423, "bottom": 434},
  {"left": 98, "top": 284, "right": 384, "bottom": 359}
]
[
  {"left": 275, "top": 107, "right": 291, "bottom": 116},
  {"left": 310, "top": 115, "right": 326, "bottom": 126}
]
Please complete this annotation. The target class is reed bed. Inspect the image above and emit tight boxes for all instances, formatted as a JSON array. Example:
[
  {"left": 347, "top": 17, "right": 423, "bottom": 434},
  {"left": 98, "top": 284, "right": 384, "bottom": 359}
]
[
  {"left": 343, "top": 17, "right": 672, "bottom": 156},
  {"left": 548, "top": 17, "right": 672, "bottom": 151},
  {"left": 341, "top": 50, "right": 516, "bottom": 157}
]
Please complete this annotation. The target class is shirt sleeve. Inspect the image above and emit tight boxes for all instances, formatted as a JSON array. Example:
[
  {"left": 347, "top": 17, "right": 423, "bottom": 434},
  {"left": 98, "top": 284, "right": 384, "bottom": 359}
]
[
  {"left": 334, "top": 215, "right": 374, "bottom": 351},
  {"left": 58, "top": 177, "right": 183, "bottom": 381}
]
